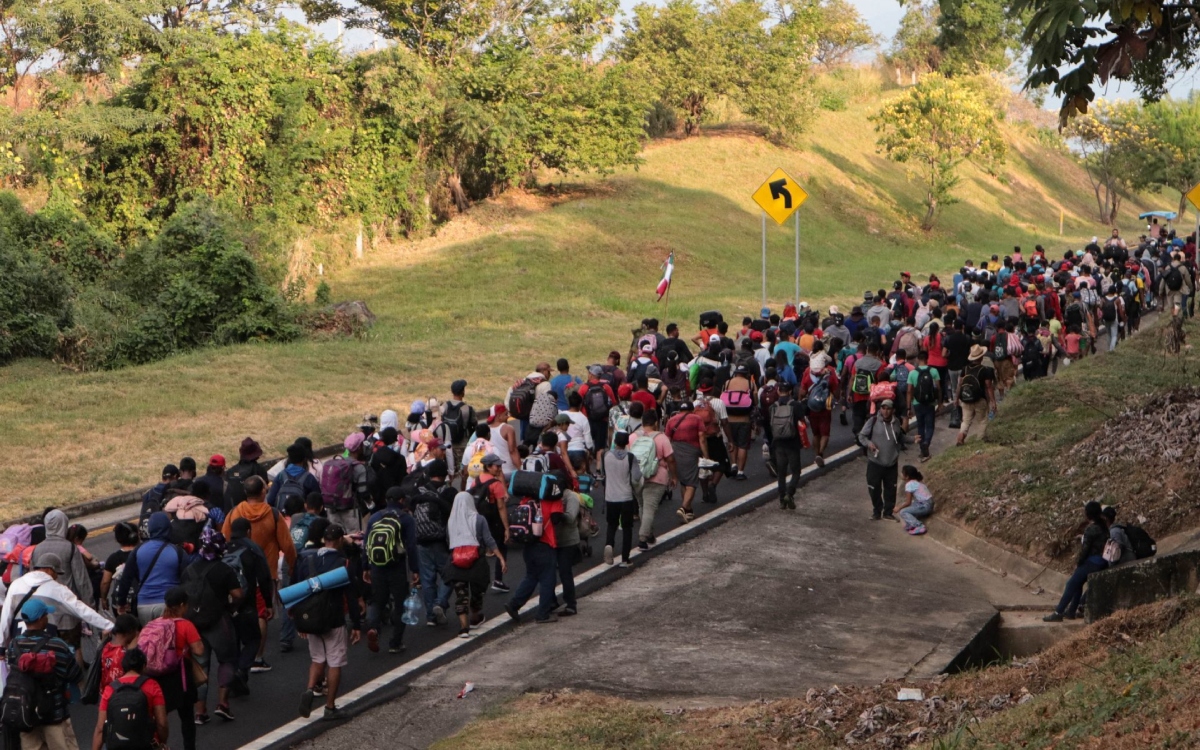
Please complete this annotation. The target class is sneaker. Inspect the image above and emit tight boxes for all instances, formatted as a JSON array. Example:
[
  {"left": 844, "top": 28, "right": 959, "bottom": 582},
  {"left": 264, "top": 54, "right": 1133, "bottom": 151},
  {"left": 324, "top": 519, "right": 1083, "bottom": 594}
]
[
  {"left": 638, "top": 541, "right": 649, "bottom": 551},
  {"left": 299, "top": 690, "right": 315, "bottom": 718},
  {"left": 195, "top": 713, "right": 211, "bottom": 726},
  {"left": 490, "top": 581, "right": 511, "bottom": 593},
  {"left": 504, "top": 603, "right": 520, "bottom": 622},
  {"left": 470, "top": 612, "right": 487, "bottom": 627},
  {"left": 535, "top": 614, "right": 559, "bottom": 624},
  {"left": 250, "top": 659, "right": 272, "bottom": 673},
  {"left": 312, "top": 683, "right": 326, "bottom": 697},
  {"left": 617, "top": 561, "right": 633, "bottom": 568},
  {"left": 426, "top": 618, "right": 438, "bottom": 628},
  {"left": 214, "top": 704, "right": 235, "bottom": 721},
  {"left": 647, "top": 533, "right": 656, "bottom": 545},
  {"left": 322, "top": 706, "right": 345, "bottom": 721},
  {"left": 676, "top": 508, "right": 689, "bottom": 523},
  {"left": 814, "top": 455, "right": 825, "bottom": 468},
  {"left": 388, "top": 644, "right": 406, "bottom": 654},
  {"left": 839, "top": 412, "right": 848, "bottom": 426},
  {"left": 785, "top": 496, "right": 796, "bottom": 510},
  {"left": 458, "top": 629, "right": 471, "bottom": 639},
  {"left": 433, "top": 605, "right": 447, "bottom": 625},
  {"left": 279, "top": 641, "right": 294, "bottom": 654},
  {"left": 603, "top": 545, "right": 614, "bottom": 565},
  {"left": 869, "top": 515, "right": 881, "bottom": 521},
  {"left": 735, "top": 472, "right": 748, "bottom": 481},
  {"left": 1042, "top": 612, "right": 1063, "bottom": 623},
  {"left": 560, "top": 607, "right": 578, "bottom": 617},
  {"left": 883, "top": 514, "right": 898, "bottom": 521},
  {"left": 367, "top": 629, "right": 380, "bottom": 653}
]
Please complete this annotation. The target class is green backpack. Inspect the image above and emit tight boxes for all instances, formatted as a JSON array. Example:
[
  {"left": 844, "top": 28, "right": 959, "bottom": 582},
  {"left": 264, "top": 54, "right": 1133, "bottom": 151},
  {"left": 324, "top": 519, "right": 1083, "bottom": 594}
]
[{"left": 366, "top": 513, "right": 405, "bottom": 567}]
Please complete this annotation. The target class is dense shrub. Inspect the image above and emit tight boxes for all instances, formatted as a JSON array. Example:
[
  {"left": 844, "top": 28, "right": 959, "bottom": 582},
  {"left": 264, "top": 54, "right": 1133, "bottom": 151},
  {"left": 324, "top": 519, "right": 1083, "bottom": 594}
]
[{"left": 0, "top": 194, "right": 73, "bottom": 364}]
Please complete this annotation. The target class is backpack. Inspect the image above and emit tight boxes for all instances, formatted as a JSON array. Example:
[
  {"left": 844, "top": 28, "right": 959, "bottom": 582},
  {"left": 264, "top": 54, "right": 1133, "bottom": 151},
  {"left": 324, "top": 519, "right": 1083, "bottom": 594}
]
[
  {"left": 720, "top": 384, "right": 753, "bottom": 417},
  {"left": 366, "top": 512, "right": 405, "bottom": 567},
  {"left": 275, "top": 472, "right": 307, "bottom": 512},
  {"left": 851, "top": 368, "right": 874, "bottom": 396},
  {"left": 412, "top": 494, "right": 447, "bottom": 544},
  {"left": 1121, "top": 524, "right": 1157, "bottom": 559},
  {"left": 1166, "top": 264, "right": 1184, "bottom": 291},
  {"left": 1101, "top": 297, "right": 1117, "bottom": 322},
  {"left": 584, "top": 384, "right": 611, "bottom": 418},
  {"left": 629, "top": 432, "right": 661, "bottom": 479},
  {"left": 289, "top": 553, "right": 339, "bottom": 635},
  {"left": 897, "top": 329, "right": 919, "bottom": 359},
  {"left": 993, "top": 334, "right": 1008, "bottom": 361},
  {"left": 321, "top": 457, "right": 357, "bottom": 511},
  {"left": 913, "top": 367, "right": 938, "bottom": 405},
  {"left": 1021, "top": 341, "right": 1041, "bottom": 371},
  {"left": 182, "top": 563, "right": 226, "bottom": 630},
  {"left": 0, "top": 660, "right": 47, "bottom": 732},
  {"left": 806, "top": 373, "right": 831, "bottom": 413},
  {"left": 507, "top": 499, "right": 541, "bottom": 544},
  {"left": 140, "top": 619, "right": 181, "bottom": 677},
  {"left": 528, "top": 390, "right": 558, "bottom": 428},
  {"left": 104, "top": 677, "right": 154, "bottom": 750},
  {"left": 508, "top": 471, "right": 564, "bottom": 501},
  {"left": 959, "top": 366, "right": 983, "bottom": 403},
  {"left": 508, "top": 379, "right": 538, "bottom": 420},
  {"left": 470, "top": 480, "right": 504, "bottom": 539},
  {"left": 223, "top": 462, "right": 256, "bottom": 509},
  {"left": 759, "top": 383, "right": 780, "bottom": 414},
  {"left": 597, "top": 364, "right": 619, "bottom": 389},
  {"left": 442, "top": 402, "right": 470, "bottom": 445},
  {"left": 290, "top": 513, "right": 314, "bottom": 549},
  {"left": 769, "top": 400, "right": 798, "bottom": 440},
  {"left": 522, "top": 452, "right": 552, "bottom": 474},
  {"left": 222, "top": 546, "right": 249, "bottom": 592}
]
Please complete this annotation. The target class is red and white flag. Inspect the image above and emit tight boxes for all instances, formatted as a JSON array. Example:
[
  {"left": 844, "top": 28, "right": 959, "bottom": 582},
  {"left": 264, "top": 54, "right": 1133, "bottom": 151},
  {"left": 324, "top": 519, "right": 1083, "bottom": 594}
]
[{"left": 656, "top": 252, "right": 674, "bottom": 301}]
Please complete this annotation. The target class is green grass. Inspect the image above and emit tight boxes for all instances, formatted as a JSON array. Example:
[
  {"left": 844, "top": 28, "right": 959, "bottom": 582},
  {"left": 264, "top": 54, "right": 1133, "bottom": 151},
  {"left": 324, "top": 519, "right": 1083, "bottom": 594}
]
[{"left": 0, "top": 70, "right": 1159, "bottom": 514}]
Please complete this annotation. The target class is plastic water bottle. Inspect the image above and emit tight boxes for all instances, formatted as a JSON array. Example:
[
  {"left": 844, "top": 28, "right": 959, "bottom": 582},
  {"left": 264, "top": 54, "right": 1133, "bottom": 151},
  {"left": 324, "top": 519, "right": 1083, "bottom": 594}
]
[
  {"left": 532, "top": 509, "right": 544, "bottom": 538},
  {"left": 401, "top": 589, "right": 424, "bottom": 626}
]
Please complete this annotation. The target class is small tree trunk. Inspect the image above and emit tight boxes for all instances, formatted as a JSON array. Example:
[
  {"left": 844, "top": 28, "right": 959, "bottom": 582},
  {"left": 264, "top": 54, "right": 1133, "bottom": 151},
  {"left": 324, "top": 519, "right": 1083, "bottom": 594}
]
[
  {"left": 1093, "top": 183, "right": 1106, "bottom": 223},
  {"left": 922, "top": 190, "right": 937, "bottom": 230},
  {"left": 447, "top": 173, "right": 469, "bottom": 213}
]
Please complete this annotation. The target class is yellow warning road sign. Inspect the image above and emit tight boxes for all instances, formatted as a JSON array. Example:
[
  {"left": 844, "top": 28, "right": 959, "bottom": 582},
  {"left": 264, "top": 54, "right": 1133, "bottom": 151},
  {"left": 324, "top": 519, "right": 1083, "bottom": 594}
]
[
  {"left": 1186, "top": 181, "right": 1200, "bottom": 211},
  {"left": 752, "top": 168, "right": 807, "bottom": 225}
]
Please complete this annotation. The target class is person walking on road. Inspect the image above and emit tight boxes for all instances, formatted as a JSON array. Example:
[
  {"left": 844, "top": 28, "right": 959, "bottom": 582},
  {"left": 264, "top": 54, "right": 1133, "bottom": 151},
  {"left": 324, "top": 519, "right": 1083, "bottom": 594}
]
[
  {"left": 955, "top": 345, "right": 996, "bottom": 445},
  {"left": 115, "top": 513, "right": 187, "bottom": 625},
  {"left": 363, "top": 487, "right": 420, "bottom": 654},
  {"left": 6, "top": 600, "right": 83, "bottom": 750},
  {"left": 603, "top": 432, "right": 642, "bottom": 566},
  {"left": 859, "top": 399, "right": 906, "bottom": 521},
  {"left": 183, "top": 528, "right": 243, "bottom": 724},
  {"left": 631, "top": 410, "right": 675, "bottom": 550},
  {"left": 444, "top": 492, "right": 505, "bottom": 638},
  {"left": 296, "top": 524, "right": 362, "bottom": 721},
  {"left": 907, "top": 350, "right": 940, "bottom": 462},
  {"left": 225, "top": 517, "right": 273, "bottom": 696},
  {"left": 768, "top": 381, "right": 806, "bottom": 510},
  {"left": 664, "top": 401, "right": 705, "bottom": 524}
]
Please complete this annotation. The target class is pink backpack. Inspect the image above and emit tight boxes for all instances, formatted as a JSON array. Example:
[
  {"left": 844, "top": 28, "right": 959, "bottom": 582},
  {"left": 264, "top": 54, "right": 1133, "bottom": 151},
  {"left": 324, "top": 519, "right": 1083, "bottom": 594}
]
[
  {"left": 321, "top": 456, "right": 357, "bottom": 511},
  {"left": 141, "top": 618, "right": 181, "bottom": 677}
]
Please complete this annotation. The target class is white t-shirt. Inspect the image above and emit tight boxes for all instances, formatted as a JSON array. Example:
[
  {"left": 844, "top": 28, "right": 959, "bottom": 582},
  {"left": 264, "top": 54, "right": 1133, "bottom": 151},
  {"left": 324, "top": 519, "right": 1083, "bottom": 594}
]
[
  {"left": 695, "top": 396, "right": 728, "bottom": 421},
  {"left": 561, "top": 411, "right": 593, "bottom": 451}
]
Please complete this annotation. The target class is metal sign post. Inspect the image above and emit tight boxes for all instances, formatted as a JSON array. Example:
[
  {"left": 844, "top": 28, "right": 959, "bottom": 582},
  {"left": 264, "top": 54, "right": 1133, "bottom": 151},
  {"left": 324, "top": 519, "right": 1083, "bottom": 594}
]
[
  {"left": 752, "top": 167, "right": 808, "bottom": 312},
  {"left": 794, "top": 210, "right": 800, "bottom": 303},
  {"left": 761, "top": 213, "right": 768, "bottom": 309}
]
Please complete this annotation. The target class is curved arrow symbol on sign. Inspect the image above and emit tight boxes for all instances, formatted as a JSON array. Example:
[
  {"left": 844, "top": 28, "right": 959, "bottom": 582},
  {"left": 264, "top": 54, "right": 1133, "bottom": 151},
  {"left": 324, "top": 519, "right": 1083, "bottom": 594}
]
[{"left": 768, "top": 179, "right": 792, "bottom": 208}]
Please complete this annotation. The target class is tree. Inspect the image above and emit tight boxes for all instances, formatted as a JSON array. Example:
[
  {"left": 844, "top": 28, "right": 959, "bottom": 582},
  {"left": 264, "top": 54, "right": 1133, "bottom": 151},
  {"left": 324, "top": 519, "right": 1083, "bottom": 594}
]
[
  {"left": 935, "top": 0, "right": 1023, "bottom": 75},
  {"left": 1014, "top": 0, "right": 1200, "bottom": 123},
  {"left": 1137, "top": 95, "right": 1200, "bottom": 220},
  {"left": 775, "top": 0, "right": 875, "bottom": 68},
  {"left": 1065, "top": 101, "right": 1150, "bottom": 224},
  {"left": 888, "top": 1, "right": 940, "bottom": 78},
  {"left": 618, "top": 0, "right": 818, "bottom": 144},
  {"left": 871, "top": 73, "right": 1006, "bottom": 229}
]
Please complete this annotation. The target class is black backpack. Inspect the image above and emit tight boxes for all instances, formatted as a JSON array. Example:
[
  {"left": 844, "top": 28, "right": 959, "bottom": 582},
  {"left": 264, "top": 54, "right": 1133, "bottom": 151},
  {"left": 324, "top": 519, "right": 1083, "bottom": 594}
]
[
  {"left": 365, "top": 512, "right": 405, "bottom": 567},
  {"left": 1166, "top": 265, "right": 1184, "bottom": 291},
  {"left": 442, "top": 402, "right": 470, "bottom": 445},
  {"left": 275, "top": 472, "right": 307, "bottom": 511},
  {"left": 0, "top": 634, "right": 54, "bottom": 732},
  {"left": 223, "top": 462, "right": 257, "bottom": 509},
  {"left": 584, "top": 384, "right": 611, "bottom": 417},
  {"left": 412, "top": 493, "right": 447, "bottom": 544},
  {"left": 222, "top": 546, "right": 250, "bottom": 593},
  {"left": 471, "top": 479, "right": 504, "bottom": 539},
  {"left": 1121, "top": 524, "right": 1157, "bottom": 559},
  {"left": 105, "top": 677, "right": 154, "bottom": 750},
  {"left": 289, "top": 554, "right": 339, "bottom": 635},
  {"left": 913, "top": 367, "right": 938, "bottom": 405},
  {"left": 182, "top": 563, "right": 226, "bottom": 630},
  {"left": 508, "top": 379, "right": 537, "bottom": 419},
  {"left": 1101, "top": 297, "right": 1116, "bottom": 322},
  {"left": 959, "top": 366, "right": 983, "bottom": 403}
]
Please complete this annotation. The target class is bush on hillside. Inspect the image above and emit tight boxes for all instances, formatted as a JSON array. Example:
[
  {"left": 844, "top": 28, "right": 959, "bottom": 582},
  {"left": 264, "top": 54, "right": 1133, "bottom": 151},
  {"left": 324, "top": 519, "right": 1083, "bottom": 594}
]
[{"left": 0, "top": 194, "right": 73, "bottom": 364}]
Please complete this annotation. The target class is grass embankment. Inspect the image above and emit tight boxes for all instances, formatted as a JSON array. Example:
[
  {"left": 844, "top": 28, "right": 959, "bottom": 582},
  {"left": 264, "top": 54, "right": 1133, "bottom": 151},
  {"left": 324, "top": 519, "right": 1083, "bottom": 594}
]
[
  {"left": 0, "top": 70, "right": 1156, "bottom": 513},
  {"left": 432, "top": 598, "right": 1200, "bottom": 750},
  {"left": 925, "top": 316, "right": 1200, "bottom": 570}
]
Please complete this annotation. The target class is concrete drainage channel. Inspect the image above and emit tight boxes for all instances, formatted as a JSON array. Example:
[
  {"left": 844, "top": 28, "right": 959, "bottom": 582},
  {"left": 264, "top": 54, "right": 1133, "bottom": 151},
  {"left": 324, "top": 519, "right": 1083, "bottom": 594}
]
[{"left": 945, "top": 609, "right": 1083, "bottom": 672}]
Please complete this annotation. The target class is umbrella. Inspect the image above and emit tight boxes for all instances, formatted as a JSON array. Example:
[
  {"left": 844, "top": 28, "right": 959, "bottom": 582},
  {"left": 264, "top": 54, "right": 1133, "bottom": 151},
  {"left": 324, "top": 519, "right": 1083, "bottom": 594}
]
[{"left": 1139, "top": 210, "right": 1177, "bottom": 220}]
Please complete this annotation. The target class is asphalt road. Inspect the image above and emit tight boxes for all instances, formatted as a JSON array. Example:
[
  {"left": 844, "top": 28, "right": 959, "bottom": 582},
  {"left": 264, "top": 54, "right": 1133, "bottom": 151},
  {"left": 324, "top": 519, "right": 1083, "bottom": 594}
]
[{"left": 64, "top": 405, "right": 879, "bottom": 750}]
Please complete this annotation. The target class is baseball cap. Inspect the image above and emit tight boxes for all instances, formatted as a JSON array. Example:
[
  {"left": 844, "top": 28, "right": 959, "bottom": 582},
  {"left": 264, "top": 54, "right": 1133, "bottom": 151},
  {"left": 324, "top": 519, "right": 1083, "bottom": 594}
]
[
  {"left": 451, "top": 379, "right": 468, "bottom": 394},
  {"left": 828, "top": 305, "right": 840, "bottom": 315},
  {"left": 617, "top": 383, "right": 634, "bottom": 399},
  {"left": 35, "top": 553, "right": 66, "bottom": 575},
  {"left": 749, "top": 330, "right": 764, "bottom": 342},
  {"left": 760, "top": 306, "right": 771, "bottom": 319},
  {"left": 488, "top": 404, "right": 507, "bottom": 423},
  {"left": 708, "top": 334, "right": 721, "bottom": 344},
  {"left": 344, "top": 432, "right": 365, "bottom": 452},
  {"left": 19, "top": 599, "right": 55, "bottom": 622},
  {"left": 880, "top": 399, "right": 895, "bottom": 408},
  {"left": 481, "top": 454, "right": 504, "bottom": 467},
  {"left": 162, "top": 463, "right": 180, "bottom": 479},
  {"left": 208, "top": 454, "right": 226, "bottom": 468}
]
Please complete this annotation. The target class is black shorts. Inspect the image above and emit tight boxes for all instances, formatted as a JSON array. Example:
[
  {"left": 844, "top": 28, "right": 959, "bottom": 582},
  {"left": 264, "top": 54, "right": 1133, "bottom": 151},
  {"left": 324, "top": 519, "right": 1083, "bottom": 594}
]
[
  {"left": 728, "top": 421, "right": 753, "bottom": 449},
  {"left": 589, "top": 418, "right": 609, "bottom": 452}
]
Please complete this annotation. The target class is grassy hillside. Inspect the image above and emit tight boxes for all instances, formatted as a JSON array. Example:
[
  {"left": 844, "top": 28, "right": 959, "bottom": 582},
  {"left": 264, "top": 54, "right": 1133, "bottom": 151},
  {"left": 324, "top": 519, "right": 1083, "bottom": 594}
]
[{"left": 0, "top": 72, "right": 1158, "bottom": 513}]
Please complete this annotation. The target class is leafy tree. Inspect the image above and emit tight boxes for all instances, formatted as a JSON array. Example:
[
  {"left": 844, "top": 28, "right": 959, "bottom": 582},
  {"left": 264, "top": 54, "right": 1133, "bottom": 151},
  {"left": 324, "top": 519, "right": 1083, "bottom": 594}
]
[
  {"left": 774, "top": 0, "right": 875, "bottom": 68},
  {"left": 0, "top": 193, "right": 73, "bottom": 363},
  {"left": 618, "top": 0, "right": 817, "bottom": 144},
  {"left": 1065, "top": 100, "right": 1155, "bottom": 224},
  {"left": 935, "top": 0, "right": 1023, "bottom": 75},
  {"left": 871, "top": 73, "right": 1006, "bottom": 229},
  {"left": 889, "top": 1, "right": 940, "bottom": 78},
  {"left": 1014, "top": 0, "right": 1200, "bottom": 122},
  {"left": 1135, "top": 95, "right": 1200, "bottom": 220}
]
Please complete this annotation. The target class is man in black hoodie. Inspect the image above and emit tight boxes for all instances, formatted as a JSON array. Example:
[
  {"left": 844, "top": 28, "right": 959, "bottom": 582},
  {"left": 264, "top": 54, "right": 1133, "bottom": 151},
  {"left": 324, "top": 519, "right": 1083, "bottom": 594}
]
[
  {"left": 369, "top": 426, "right": 407, "bottom": 505},
  {"left": 226, "top": 517, "right": 274, "bottom": 694},
  {"left": 191, "top": 455, "right": 228, "bottom": 512},
  {"left": 224, "top": 438, "right": 271, "bottom": 511}
]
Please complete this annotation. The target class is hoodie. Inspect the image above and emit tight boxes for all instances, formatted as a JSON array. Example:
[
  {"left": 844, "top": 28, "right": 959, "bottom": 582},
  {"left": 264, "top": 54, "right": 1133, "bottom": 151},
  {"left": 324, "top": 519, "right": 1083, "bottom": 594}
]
[
  {"left": 114, "top": 513, "right": 187, "bottom": 607},
  {"left": 222, "top": 500, "right": 297, "bottom": 576},
  {"left": 31, "top": 510, "right": 93, "bottom": 626}
]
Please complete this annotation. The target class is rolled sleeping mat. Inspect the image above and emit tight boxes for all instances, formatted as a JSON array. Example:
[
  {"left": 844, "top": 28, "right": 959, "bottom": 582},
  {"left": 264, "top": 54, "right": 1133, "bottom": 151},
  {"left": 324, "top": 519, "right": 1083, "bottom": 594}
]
[{"left": 278, "top": 565, "right": 350, "bottom": 609}]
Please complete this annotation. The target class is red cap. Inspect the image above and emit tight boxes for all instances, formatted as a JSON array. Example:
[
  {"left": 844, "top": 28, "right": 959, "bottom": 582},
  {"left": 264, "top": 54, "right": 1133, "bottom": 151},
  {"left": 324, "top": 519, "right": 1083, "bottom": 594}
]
[
  {"left": 209, "top": 454, "right": 226, "bottom": 468},
  {"left": 749, "top": 330, "right": 764, "bottom": 342},
  {"left": 930, "top": 280, "right": 940, "bottom": 288},
  {"left": 901, "top": 271, "right": 911, "bottom": 278},
  {"left": 617, "top": 383, "right": 634, "bottom": 399}
]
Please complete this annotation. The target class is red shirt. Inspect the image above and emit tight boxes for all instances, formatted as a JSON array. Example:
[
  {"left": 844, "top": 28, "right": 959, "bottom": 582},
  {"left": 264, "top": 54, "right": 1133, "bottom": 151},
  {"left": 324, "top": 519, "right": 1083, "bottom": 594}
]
[
  {"left": 664, "top": 412, "right": 704, "bottom": 447},
  {"left": 539, "top": 498, "right": 564, "bottom": 548},
  {"left": 100, "top": 642, "right": 126, "bottom": 692},
  {"left": 172, "top": 617, "right": 202, "bottom": 661},
  {"left": 100, "top": 674, "right": 166, "bottom": 712},
  {"left": 631, "top": 390, "right": 658, "bottom": 415},
  {"left": 578, "top": 382, "right": 617, "bottom": 419}
]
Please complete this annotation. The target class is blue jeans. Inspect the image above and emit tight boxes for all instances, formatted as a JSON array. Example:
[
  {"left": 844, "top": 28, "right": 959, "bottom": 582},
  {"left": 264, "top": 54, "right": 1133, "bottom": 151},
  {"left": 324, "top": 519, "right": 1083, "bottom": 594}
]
[
  {"left": 1107, "top": 323, "right": 1119, "bottom": 351},
  {"left": 913, "top": 403, "right": 936, "bottom": 452},
  {"left": 899, "top": 499, "right": 933, "bottom": 529},
  {"left": 509, "top": 541, "right": 557, "bottom": 620},
  {"left": 278, "top": 569, "right": 296, "bottom": 646},
  {"left": 417, "top": 543, "right": 452, "bottom": 617},
  {"left": 1056, "top": 556, "right": 1108, "bottom": 617}
]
